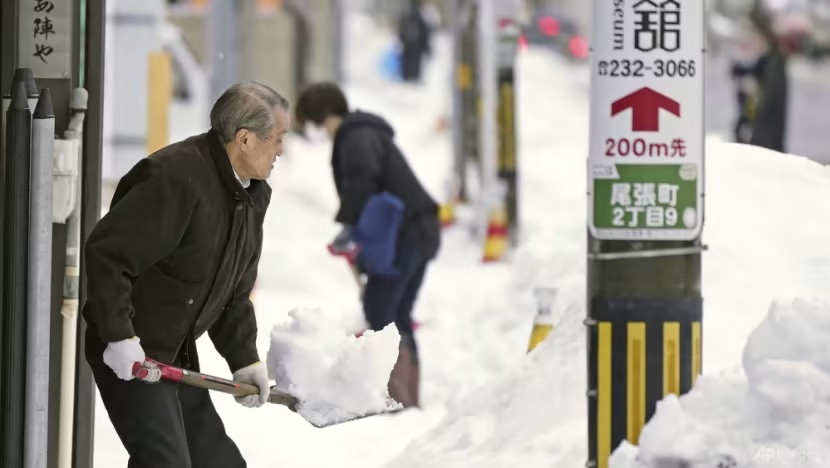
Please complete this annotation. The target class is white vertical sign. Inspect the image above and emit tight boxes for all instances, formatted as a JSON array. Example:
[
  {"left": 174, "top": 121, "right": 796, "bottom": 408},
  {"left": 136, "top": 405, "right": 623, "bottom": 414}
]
[
  {"left": 19, "top": 0, "right": 73, "bottom": 78},
  {"left": 588, "top": 0, "right": 705, "bottom": 241}
]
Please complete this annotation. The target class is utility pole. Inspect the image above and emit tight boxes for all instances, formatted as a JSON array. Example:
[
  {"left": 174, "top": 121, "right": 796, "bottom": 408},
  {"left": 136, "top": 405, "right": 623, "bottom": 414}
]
[
  {"left": 495, "top": 12, "right": 519, "bottom": 246},
  {"left": 238, "top": 0, "right": 257, "bottom": 83},
  {"left": 208, "top": 0, "right": 239, "bottom": 102},
  {"left": 460, "top": 0, "right": 480, "bottom": 204},
  {"left": 447, "top": 0, "right": 465, "bottom": 212},
  {"left": 444, "top": 0, "right": 478, "bottom": 225},
  {"left": 476, "top": 0, "right": 499, "bottom": 244},
  {"left": 446, "top": 0, "right": 519, "bottom": 254},
  {"left": 585, "top": 1, "right": 706, "bottom": 468}
]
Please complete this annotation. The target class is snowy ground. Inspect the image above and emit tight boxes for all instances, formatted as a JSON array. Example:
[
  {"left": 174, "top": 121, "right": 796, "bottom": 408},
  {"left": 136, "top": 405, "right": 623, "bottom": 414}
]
[{"left": 93, "top": 10, "right": 830, "bottom": 468}]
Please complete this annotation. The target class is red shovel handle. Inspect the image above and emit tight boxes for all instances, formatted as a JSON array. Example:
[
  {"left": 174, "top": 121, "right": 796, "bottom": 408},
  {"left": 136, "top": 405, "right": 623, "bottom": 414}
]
[
  {"left": 131, "top": 358, "right": 301, "bottom": 410},
  {"left": 132, "top": 358, "right": 184, "bottom": 382}
]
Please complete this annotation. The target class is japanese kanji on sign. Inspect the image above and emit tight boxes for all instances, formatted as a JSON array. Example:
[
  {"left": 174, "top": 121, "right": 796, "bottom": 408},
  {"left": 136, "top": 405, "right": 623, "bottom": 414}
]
[
  {"left": 18, "top": 0, "right": 72, "bottom": 78},
  {"left": 588, "top": 0, "right": 704, "bottom": 240}
]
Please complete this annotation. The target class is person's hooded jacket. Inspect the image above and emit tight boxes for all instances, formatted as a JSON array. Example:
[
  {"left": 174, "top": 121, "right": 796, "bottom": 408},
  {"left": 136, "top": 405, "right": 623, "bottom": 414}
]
[{"left": 331, "top": 110, "right": 440, "bottom": 261}]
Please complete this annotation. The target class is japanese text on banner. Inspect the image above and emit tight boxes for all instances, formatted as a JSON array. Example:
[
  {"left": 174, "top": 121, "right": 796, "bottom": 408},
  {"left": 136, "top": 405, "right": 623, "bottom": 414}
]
[{"left": 18, "top": 0, "right": 71, "bottom": 78}]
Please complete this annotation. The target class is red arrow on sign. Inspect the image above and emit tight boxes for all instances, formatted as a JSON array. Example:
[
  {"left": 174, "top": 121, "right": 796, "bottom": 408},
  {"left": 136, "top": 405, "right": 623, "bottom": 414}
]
[{"left": 610, "top": 87, "right": 680, "bottom": 132}]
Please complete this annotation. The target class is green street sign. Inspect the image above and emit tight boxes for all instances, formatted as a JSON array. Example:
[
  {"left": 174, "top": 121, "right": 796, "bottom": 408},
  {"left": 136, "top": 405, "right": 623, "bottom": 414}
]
[{"left": 592, "top": 164, "right": 699, "bottom": 239}]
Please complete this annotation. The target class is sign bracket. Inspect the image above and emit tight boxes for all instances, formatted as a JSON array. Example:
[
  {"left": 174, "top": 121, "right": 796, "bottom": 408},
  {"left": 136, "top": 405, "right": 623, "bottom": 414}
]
[{"left": 588, "top": 245, "right": 707, "bottom": 260}]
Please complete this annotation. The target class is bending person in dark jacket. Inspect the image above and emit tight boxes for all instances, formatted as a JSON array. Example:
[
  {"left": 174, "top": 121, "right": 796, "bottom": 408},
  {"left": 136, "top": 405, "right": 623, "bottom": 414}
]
[
  {"left": 82, "top": 81, "right": 290, "bottom": 468},
  {"left": 295, "top": 82, "right": 441, "bottom": 408}
]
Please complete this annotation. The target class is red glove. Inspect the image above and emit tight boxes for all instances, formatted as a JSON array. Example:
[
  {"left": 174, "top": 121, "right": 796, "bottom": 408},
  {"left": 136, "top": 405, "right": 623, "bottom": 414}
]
[
  {"left": 327, "top": 243, "right": 359, "bottom": 263},
  {"left": 327, "top": 227, "right": 359, "bottom": 264}
]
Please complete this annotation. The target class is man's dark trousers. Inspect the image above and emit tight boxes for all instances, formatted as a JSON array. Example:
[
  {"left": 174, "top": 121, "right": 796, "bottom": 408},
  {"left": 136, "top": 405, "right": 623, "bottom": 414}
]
[{"left": 92, "top": 364, "right": 247, "bottom": 468}]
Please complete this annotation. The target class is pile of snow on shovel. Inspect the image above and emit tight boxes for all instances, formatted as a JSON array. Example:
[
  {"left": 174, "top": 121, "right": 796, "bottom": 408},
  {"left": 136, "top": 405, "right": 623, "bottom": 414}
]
[{"left": 266, "top": 308, "right": 403, "bottom": 427}]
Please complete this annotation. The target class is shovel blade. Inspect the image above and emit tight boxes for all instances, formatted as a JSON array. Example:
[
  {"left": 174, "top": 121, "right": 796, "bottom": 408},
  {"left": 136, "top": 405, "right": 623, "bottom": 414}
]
[
  {"left": 268, "top": 385, "right": 412, "bottom": 428},
  {"left": 305, "top": 406, "right": 407, "bottom": 428},
  {"left": 274, "top": 392, "right": 407, "bottom": 428}
]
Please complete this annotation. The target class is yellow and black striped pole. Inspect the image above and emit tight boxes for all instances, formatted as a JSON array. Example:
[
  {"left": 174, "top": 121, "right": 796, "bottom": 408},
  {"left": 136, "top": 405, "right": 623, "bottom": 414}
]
[
  {"left": 496, "top": 17, "right": 518, "bottom": 247},
  {"left": 587, "top": 300, "right": 702, "bottom": 468}
]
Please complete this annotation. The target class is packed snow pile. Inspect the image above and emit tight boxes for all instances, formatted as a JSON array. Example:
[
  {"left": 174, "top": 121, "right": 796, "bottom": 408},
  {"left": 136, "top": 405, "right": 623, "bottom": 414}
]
[
  {"left": 266, "top": 308, "right": 403, "bottom": 427},
  {"left": 700, "top": 140, "right": 830, "bottom": 370},
  {"left": 384, "top": 305, "right": 588, "bottom": 468},
  {"left": 610, "top": 299, "right": 830, "bottom": 468}
]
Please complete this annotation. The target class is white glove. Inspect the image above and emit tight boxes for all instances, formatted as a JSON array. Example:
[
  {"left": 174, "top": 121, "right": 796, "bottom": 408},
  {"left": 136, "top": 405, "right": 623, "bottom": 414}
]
[
  {"left": 232, "top": 361, "right": 270, "bottom": 408},
  {"left": 103, "top": 336, "right": 146, "bottom": 381}
]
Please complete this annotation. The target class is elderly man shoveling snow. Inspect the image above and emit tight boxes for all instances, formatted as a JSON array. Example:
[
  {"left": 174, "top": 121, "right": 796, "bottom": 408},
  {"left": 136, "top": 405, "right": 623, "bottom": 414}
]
[{"left": 83, "top": 82, "right": 402, "bottom": 468}]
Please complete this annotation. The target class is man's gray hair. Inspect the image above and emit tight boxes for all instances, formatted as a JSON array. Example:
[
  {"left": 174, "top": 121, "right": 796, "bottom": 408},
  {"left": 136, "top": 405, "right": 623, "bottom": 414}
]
[{"left": 210, "top": 81, "right": 290, "bottom": 143}]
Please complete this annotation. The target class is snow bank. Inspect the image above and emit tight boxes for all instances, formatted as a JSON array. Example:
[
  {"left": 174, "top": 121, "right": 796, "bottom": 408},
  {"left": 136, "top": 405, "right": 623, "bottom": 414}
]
[
  {"left": 702, "top": 140, "right": 830, "bottom": 369},
  {"left": 610, "top": 299, "right": 830, "bottom": 468},
  {"left": 385, "top": 136, "right": 830, "bottom": 465},
  {"left": 384, "top": 308, "right": 588, "bottom": 468},
  {"left": 266, "top": 308, "right": 403, "bottom": 427}
]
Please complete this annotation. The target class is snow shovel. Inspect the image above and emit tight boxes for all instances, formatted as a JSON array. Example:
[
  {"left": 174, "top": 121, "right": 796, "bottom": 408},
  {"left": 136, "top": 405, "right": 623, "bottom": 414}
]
[{"left": 132, "top": 358, "right": 403, "bottom": 428}]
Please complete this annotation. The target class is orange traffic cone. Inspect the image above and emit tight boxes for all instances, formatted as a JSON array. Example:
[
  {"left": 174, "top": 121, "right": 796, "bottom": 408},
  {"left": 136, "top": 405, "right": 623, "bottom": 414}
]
[{"left": 482, "top": 204, "right": 509, "bottom": 262}]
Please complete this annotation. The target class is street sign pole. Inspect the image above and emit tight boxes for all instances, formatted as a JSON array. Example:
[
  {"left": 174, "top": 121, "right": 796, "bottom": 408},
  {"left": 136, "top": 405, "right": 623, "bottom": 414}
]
[
  {"left": 440, "top": 0, "right": 472, "bottom": 228},
  {"left": 449, "top": 0, "right": 464, "bottom": 204},
  {"left": 477, "top": 0, "right": 498, "bottom": 240},
  {"left": 455, "top": 0, "right": 478, "bottom": 205},
  {"left": 586, "top": 1, "right": 706, "bottom": 467},
  {"left": 496, "top": 16, "right": 519, "bottom": 247}
]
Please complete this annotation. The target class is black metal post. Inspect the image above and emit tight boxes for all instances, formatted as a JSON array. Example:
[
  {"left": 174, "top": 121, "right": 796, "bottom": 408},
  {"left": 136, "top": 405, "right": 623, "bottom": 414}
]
[
  {"left": 0, "top": 0, "right": 19, "bottom": 112},
  {"left": 2, "top": 78, "right": 33, "bottom": 468},
  {"left": 74, "top": 1, "right": 107, "bottom": 466}
]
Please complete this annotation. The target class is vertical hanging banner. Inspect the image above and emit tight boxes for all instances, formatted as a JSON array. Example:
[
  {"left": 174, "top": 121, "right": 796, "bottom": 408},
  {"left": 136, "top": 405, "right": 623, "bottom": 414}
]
[
  {"left": 588, "top": 0, "right": 704, "bottom": 240},
  {"left": 19, "top": 0, "right": 73, "bottom": 78}
]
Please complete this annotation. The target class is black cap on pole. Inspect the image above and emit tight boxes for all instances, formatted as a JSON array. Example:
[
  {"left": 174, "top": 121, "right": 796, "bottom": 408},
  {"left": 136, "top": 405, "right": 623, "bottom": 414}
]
[
  {"left": 11, "top": 68, "right": 38, "bottom": 98},
  {"left": 33, "top": 89, "right": 54, "bottom": 120}
]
